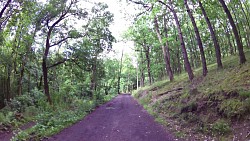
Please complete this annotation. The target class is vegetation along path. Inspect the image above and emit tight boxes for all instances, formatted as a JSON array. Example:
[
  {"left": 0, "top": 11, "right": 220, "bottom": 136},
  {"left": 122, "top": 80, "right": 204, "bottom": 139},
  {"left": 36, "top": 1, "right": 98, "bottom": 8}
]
[{"left": 44, "top": 94, "right": 175, "bottom": 141}]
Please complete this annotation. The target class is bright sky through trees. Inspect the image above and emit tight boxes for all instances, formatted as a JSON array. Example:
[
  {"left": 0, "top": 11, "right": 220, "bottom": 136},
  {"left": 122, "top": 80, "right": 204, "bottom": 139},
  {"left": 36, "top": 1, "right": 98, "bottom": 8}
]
[
  {"left": 90, "top": 0, "right": 137, "bottom": 58},
  {"left": 37, "top": 0, "right": 137, "bottom": 58}
]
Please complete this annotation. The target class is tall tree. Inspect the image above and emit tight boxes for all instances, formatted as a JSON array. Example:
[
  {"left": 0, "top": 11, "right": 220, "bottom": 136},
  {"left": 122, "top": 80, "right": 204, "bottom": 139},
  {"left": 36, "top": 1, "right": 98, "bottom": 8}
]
[
  {"left": 197, "top": 0, "right": 223, "bottom": 69},
  {"left": 118, "top": 50, "right": 123, "bottom": 94},
  {"left": 154, "top": 16, "right": 173, "bottom": 81},
  {"left": 159, "top": 0, "right": 194, "bottom": 80},
  {"left": 218, "top": 0, "right": 246, "bottom": 64},
  {"left": 0, "top": 0, "right": 12, "bottom": 29},
  {"left": 41, "top": 0, "right": 87, "bottom": 104},
  {"left": 184, "top": 0, "right": 207, "bottom": 76}
]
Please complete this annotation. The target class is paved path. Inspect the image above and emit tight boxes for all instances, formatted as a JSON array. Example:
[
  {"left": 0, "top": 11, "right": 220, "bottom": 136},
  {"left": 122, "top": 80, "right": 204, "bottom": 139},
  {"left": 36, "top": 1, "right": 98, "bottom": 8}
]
[{"left": 45, "top": 94, "right": 175, "bottom": 141}]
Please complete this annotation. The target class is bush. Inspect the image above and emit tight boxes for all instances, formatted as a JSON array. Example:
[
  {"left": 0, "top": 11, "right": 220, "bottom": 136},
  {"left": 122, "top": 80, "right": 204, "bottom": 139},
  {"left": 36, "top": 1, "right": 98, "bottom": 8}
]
[
  {"left": 6, "top": 95, "right": 35, "bottom": 112},
  {"left": 211, "top": 120, "right": 231, "bottom": 135},
  {"left": 219, "top": 99, "right": 244, "bottom": 119},
  {"left": 0, "top": 111, "right": 15, "bottom": 124},
  {"left": 0, "top": 112, "right": 5, "bottom": 123},
  {"left": 239, "top": 91, "right": 250, "bottom": 98},
  {"left": 24, "top": 106, "right": 39, "bottom": 118}
]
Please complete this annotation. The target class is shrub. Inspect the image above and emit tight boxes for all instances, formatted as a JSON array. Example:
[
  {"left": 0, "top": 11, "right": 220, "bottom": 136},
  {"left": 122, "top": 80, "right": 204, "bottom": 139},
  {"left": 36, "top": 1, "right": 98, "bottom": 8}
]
[
  {"left": 211, "top": 120, "right": 231, "bottom": 135},
  {"left": 6, "top": 95, "right": 35, "bottom": 112},
  {"left": 0, "top": 112, "right": 5, "bottom": 123},
  {"left": 219, "top": 99, "right": 244, "bottom": 119},
  {"left": 239, "top": 91, "right": 250, "bottom": 98},
  {"left": 24, "top": 106, "right": 39, "bottom": 118}
]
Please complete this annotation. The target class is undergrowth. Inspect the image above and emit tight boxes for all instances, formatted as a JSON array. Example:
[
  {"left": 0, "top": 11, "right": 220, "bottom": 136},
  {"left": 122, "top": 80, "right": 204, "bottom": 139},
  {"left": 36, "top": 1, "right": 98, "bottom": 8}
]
[
  {"left": 0, "top": 88, "right": 117, "bottom": 141},
  {"left": 132, "top": 51, "right": 250, "bottom": 140}
]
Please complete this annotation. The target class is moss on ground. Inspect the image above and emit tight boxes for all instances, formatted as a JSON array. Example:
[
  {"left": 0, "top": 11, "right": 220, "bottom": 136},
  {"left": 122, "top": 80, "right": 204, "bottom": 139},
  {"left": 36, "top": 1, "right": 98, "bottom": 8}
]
[{"left": 132, "top": 51, "right": 250, "bottom": 140}]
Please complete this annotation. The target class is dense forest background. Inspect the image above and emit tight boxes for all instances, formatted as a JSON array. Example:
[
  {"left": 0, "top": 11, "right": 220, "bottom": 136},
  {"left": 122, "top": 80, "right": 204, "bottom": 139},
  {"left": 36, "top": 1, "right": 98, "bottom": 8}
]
[
  {"left": 125, "top": 0, "right": 249, "bottom": 87},
  {"left": 0, "top": 0, "right": 128, "bottom": 109},
  {"left": 0, "top": 0, "right": 250, "bottom": 140}
]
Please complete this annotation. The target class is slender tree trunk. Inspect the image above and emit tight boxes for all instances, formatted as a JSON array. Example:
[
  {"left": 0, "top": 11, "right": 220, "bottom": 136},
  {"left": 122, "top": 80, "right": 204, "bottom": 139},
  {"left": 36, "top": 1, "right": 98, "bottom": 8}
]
[
  {"left": 17, "top": 61, "right": 25, "bottom": 96},
  {"left": 185, "top": 0, "right": 207, "bottom": 76},
  {"left": 168, "top": 0, "right": 194, "bottom": 80},
  {"left": 117, "top": 50, "right": 123, "bottom": 94},
  {"left": 144, "top": 45, "right": 152, "bottom": 84},
  {"left": 198, "top": 0, "right": 223, "bottom": 69},
  {"left": 163, "top": 15, "right": 171, "bottom": 63},
  {"left": 0, "top": 0, "right": 11, "bottom": 30},
  {"left": 17, "top": 28, "right": 37, "bottom": 96},
  {"left": 219, "top": 0, "right": 246, "bottom": 64},
  {"left": 90, "top": 56, "right": 97, "bottom": 95},
  {"left": 140, "top": 71, "right": 145, "bottom": 87},
  {"left": 231, "top": 5, "right": 245, "bottom": 48},
  {"left": 187, "top": 25, "right": 196, "bottom": 68},
  {"left": 238, "top": 1, "right": 250, "bottom": 48},
  {"left": 176, "top": 47, "right": 182, "bottom": 74},
  {"left": 139, "top": 49, "right": 145, "bottom": 87},
  {"left": 43, "top": 31, "right": 53, "bottom": 105},
  {"left": 28, "top": 71, "right": 31, "bottom": 93},
  {"left": 225, "top": 24, "right": 234, "bottom": 55},
  {"left": 136, "top": 62, "right": 139, "bottom": 89},
  {"left": 154, "top": 17, "right": 173, "bottom": 81},
  {"left": 38, "top": 75, "right": 43, "bottom": 90},
  {"left": 6, "top": 65, "right": 11, "bottom": 101}
]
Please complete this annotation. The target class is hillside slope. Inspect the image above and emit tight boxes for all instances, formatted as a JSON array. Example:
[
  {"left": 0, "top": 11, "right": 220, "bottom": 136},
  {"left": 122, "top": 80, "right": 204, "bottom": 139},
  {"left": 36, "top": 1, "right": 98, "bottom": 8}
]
[{"left": 133, "top": 52, "right": 250, "bottom": 140}]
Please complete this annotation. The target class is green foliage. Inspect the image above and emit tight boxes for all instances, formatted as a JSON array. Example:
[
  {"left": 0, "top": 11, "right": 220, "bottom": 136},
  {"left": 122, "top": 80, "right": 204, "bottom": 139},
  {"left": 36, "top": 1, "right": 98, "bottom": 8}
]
[
  {"left": 0, "top": 112, "right": 6, "bottom": 123},
  {"left": 0, "top": 111, "right": 15, "bottom": 125},
  {"left": 211, "top": 120, "right": 231, "bottom": 135},
  {"left": 239, "top": 91, "right": 250, "bottom": 98},
  {"left": 219, "top": 99, "right": 245, "bottom": 119},
  {"left": 12, "top": 97, "right": 96, "bottom": 140},
  {"left": 133, "top": 51, "right": 250, "bottom": 139},
  {"left": 23, "top": 106, "right": 39, "bottom": 118},
  {"left": 7, "top": 95, "right": 35, "bottom": 113}
]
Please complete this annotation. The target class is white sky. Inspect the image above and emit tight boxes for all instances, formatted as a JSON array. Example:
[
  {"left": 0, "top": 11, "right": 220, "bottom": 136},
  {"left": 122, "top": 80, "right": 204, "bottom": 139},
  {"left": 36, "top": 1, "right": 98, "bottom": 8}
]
[
  {"left": 93, "top": 0, "right": 137, "bottom": 59},
  {"left": 38, "top": 0, "right": 137, "bottom": 59}
]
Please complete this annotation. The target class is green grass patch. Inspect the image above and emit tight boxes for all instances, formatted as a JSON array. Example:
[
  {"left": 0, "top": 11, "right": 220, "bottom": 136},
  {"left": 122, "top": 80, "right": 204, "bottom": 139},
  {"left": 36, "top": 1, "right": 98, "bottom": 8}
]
[
  {"left": 132, "top": 51, "right": 250, "bottom": 139},
  {"left": 211, "top": 119, "right": 231, "bottom": 136}
]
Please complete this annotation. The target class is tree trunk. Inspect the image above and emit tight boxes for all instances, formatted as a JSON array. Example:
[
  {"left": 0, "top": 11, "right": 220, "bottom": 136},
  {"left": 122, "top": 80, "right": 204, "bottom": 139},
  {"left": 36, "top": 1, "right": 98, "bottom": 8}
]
[
  {"left": 17, "top": 61, "right": 25, "bottom": 96},
  {"left": 231, "top": 5, "right": 245, "bottom": 48},
  {"left": 163, "top": 15, "right": 171, "bottom": 63},
  {"left": 187, "top": 25, "right": 196, "bottom": 68},
  {"left": 6, "top": 65, "right": 11, "bottom": 101},
  {"left": 154, "top": 17, "right": 173, "bottom": 81},
  {"left": 185, "top": 0, "right": 207, "bottom": 76},
  {"left": 176, "top": 46, "right": 182, "bottom": 74},
  {"left": 139, "top": 49, "right": 145, "bottom": 87},
  {"left": 225, "top": 23, "right": 234, "bottom": 55},
  {"left": 219, "top": 0, "right": 246, "bottom": 64},
  {"left": 117, "top": 50, "right": 123, "bottom": 94},
  {"left": 144, "top": 45, "right": 152, "bottom": 84},
  {"left": 0, "top": 0, "right": 11, "bottom": 29},
  {"left": 90, "top": 56, "right": 97, "bottom": 95},
  {"left": 43, "top": 31, "right": 52, "bottom": 105},
  {"left": 140, "top": 71, "right": 145, "bottom": 87},
  {"left": 237, "top": 1, "right": 250, "bottom": 48},
  {"left": 168, "top": 0, "right": 194, "bottom": 80},
  {"left": 198, "top": 0, "right": 223, "bottom": 69}
]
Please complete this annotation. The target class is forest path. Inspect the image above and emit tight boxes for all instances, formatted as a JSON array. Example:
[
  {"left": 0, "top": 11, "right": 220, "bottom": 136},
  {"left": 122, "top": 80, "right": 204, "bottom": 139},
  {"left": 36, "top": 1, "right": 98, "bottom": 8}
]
[{"left": 44, "top": 94, "right": 175, "bottom": 141}]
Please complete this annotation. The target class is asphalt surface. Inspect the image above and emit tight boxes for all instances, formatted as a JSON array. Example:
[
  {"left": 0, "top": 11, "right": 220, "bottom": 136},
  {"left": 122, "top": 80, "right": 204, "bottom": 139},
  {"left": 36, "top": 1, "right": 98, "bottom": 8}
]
[{"left": 44, "top": 94, "right": 175, "bottom": 141}]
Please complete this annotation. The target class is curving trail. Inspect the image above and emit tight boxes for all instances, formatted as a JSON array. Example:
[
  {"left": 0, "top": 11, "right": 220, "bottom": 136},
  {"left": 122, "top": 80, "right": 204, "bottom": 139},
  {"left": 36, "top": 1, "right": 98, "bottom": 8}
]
[{"left": 44, "top": 94, "right": 175, "bottom": 141}]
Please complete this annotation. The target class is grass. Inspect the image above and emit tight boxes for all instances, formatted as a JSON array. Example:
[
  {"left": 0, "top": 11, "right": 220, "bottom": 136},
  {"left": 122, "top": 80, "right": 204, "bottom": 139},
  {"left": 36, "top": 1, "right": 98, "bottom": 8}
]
[
  {"left": 132, "top": 51, "right": 250, "bottom": 140},
  {"left": 0, "top": 91, "right": 117, "bottom": 141}
]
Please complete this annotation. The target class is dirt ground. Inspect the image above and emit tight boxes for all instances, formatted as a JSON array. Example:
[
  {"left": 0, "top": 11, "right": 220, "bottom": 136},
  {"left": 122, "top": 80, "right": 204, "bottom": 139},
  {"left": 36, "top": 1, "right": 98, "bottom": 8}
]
[{"left": 44, "top": 94, "right": 175, "bottom": 141}]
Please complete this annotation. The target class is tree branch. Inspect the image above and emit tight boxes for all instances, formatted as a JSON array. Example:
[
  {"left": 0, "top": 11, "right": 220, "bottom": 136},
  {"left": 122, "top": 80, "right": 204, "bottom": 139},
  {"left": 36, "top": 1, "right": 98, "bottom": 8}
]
[
  {"left": 157, "top": 0, "right": 174, "bottom": 12},
  {"left": 0, "top": 0, "right": 11, "bottom": 19},
  {"left": 49, "top": 37, "right": 71, "bottom": 47},
  {"left": 47, "top": 58, "right": 69, "bottom": 69},
  {"left": 128, "top": 0, "right": 149, "bottom": 8}
]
